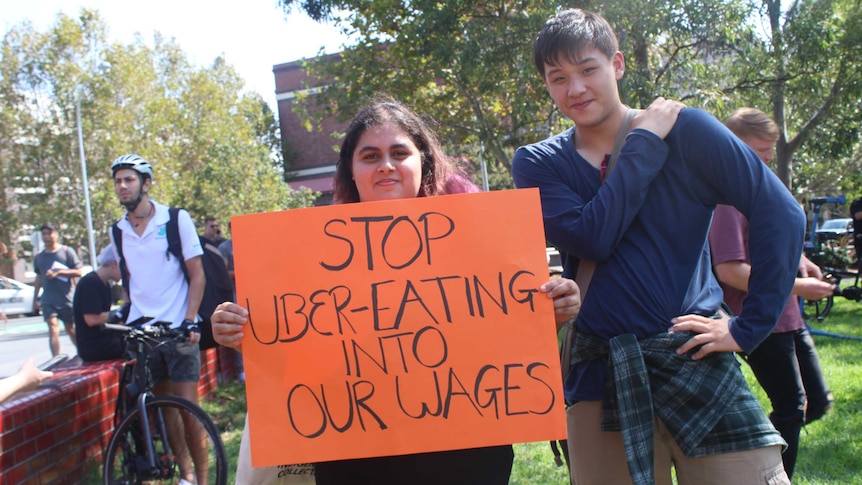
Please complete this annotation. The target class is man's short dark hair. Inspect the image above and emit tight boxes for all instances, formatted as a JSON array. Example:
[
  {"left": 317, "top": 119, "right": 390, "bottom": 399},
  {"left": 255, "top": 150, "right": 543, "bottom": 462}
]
[
  {"left": 204, "top": 216, "right": 217, "bottom": 224},
  {"left": 40, "top": 222, "right": 58, "bottom": 233},
  {"left": 533, "top": 8, "right": 619, "bottom": 79}
]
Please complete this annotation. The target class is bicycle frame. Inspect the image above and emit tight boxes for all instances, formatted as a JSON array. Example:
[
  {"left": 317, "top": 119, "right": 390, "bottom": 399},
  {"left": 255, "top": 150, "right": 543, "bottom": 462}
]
[
  {"left": 102, "top": 320, "right": 228, "bottom": 485},
  {"left": 105, "top": 321, "right": 188, "bottom": 480},
  {"left": 135, "top": 391, "right": 174, "bottom": 478}
]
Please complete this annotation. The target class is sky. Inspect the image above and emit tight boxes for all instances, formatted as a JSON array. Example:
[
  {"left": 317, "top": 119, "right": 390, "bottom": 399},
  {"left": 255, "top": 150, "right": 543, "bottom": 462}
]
[{"left": 1, "top": 0, "right": 351, "bottom": 111}]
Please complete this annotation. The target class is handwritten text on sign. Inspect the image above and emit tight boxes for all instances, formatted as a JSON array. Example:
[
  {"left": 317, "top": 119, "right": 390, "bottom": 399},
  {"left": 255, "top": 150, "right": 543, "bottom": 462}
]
[{"left": 232, "top": 189, "right": 565, "bottom": 466}]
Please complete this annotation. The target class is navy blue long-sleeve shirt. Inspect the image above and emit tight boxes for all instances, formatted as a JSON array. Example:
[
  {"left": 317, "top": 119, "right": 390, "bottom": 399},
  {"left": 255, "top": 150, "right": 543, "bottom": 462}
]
[{"left": 513, "top": 108, "right": 804, "bottom": 401}]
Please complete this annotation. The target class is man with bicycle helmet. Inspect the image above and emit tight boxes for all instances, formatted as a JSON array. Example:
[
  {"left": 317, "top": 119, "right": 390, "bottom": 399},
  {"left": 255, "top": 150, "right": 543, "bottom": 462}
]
[{"left": 110, "top": 154, "right": 206, "bottom": 485}]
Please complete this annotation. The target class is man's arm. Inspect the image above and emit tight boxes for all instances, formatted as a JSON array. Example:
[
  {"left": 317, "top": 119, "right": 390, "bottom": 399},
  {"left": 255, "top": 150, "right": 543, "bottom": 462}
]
[
  {"left": 32, "top": 273, "right": 41, "bottom": 311},
  {"left": 714, "top": 259, "right": 833, "bottom": 301},
  {"left": 183, "top": 256, "right": 205, "bottom": 322},
  {"left": 513, "top": 110, "right": 678, "bottom": 261},
  {"left": 676, "top": 111, "right": 805, "bottom": 354},
  {"left": 44, "top": 247, "right": 83, "bottom": 280},
  {"left": 48, "top": 267, "right": 83, "bottom": 279},
  {"left": 83, "top": 312, "right": 113, "bottom": 327}
]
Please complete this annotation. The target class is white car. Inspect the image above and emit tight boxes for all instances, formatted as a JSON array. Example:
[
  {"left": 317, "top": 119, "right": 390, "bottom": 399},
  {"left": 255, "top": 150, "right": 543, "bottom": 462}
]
[
  {"left": 815, "top": 218, "right": 854, "bottom": 243},
  {"left": 0, "top": 277, "right": 39, "bottom": 317}
]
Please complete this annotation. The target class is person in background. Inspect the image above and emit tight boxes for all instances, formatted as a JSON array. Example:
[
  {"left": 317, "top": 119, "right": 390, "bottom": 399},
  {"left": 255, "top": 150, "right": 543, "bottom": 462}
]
[
  {"left": 0, "top": 358, "right": 53, "bottom": 404},
  {"left": 33, "top": 222, "right": 82, "bottom": 356},
  {"left": 110, "top": 154, "right": 206, "bottom": 485},
  {"left": 211, "top": 100, "right": 581, "bottom": 485},
  {"left": 512, "top": 9, "right": 801, "bottom": 484},
  {"left": 72, "top": 244, "right": 126, "bottom": 363},
  {"left": 851, "top": 196, "right": 862, "bottom": 270},
  {"left": 203, "top": 216, "right": 226, "bottom": 246},
  {"left": 710, "top": 107, "right": 835, "bottom": 479},
  {"left": 0, "top": 241, "right": 16, "bottom": 279},
  {"left": 217, "top": 221, "right": 235, "bottom": 294}
]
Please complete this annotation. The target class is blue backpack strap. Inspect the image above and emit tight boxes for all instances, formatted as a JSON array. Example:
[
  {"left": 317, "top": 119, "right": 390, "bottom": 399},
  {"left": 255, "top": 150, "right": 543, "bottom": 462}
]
[
  {"left": 167, "top": 207, "right": 190, "bottom": 281},
  {"left": 112, "top": 222, "right": 130, "bottom": 296}
]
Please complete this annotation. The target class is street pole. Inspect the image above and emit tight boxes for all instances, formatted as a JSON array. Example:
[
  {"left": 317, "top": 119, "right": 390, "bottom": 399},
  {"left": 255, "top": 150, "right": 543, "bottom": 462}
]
[
  {"left": 479, "top": 140, "right": 489, "bottom": 192},
  {"left": 76, "top": 91, "right": 97, "bottom": 266}
]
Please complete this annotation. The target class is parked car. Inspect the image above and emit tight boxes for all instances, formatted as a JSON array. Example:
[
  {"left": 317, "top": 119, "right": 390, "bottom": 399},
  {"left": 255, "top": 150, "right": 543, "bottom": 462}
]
[
  {"left": 0, "top": 276, "right": 39, "bottom": 317},
  {"left": 815, "top": 218, "right": 854, "bottom": 243}
]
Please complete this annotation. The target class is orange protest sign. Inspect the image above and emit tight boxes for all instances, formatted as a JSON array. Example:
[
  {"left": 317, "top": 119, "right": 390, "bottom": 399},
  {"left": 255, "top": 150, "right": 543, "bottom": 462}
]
[{"left": 232, "top": 189, "right": 566, "bottom": 467}]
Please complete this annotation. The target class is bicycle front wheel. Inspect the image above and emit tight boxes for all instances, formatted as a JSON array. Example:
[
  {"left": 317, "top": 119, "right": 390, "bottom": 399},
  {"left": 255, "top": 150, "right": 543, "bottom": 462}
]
[{"left": 104, "top": 395, "right": 228, "bottom": 485}]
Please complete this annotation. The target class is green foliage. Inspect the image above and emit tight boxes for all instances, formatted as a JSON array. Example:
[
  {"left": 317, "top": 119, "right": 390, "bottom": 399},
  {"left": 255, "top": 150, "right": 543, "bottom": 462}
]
[
  {"left": 0, "top": 10, "right": 317, "bottom": 258},
  {"left": 742, "top": 294, "right": 862, "bottom": 484},
  {"left": 201, "top": 381, "right": 248, "bottom": 485},
  {"left": 281, "top": 0, "right": 862, "bottom": 199}
]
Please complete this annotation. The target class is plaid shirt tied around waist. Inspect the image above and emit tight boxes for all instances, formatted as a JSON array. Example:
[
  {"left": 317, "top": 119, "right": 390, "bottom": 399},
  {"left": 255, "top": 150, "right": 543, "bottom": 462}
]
[{"left": 571, "top": 330, "right": 784, "bottom": 485}]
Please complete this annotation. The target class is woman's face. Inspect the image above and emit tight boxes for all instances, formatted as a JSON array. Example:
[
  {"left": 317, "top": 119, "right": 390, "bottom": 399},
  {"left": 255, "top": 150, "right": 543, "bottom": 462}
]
[{"left": 352, "top": 122, "right": 423, "bottom": 202}]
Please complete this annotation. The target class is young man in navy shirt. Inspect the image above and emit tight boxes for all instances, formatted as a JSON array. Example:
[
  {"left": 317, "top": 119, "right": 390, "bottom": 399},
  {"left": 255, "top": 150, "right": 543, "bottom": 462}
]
[{"left": 513, "top": 9, "right": 801, "bottom": 484}]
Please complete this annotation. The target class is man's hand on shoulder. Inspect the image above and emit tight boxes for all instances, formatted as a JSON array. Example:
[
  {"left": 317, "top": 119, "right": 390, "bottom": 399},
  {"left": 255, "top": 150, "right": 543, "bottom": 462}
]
[
  {"left": 631, "top": 97, "right": 686, "bottom": 140},
  {"left": 670, "top": 311, "right": 742, "bottom": 360}
]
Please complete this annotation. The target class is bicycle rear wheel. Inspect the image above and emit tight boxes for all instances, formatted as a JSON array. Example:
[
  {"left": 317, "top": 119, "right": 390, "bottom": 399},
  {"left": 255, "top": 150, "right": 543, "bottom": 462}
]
[{"left": 104, "top": 396, "right": 228, "bottom": 485}]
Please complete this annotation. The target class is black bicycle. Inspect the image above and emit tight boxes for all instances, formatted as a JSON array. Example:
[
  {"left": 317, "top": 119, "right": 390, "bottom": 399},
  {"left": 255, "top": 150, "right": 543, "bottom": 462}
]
[
  {"left": 101, "top": 318, "right": 228, "bottom": 485},
  {"left": 801, "top": 195, "right": 860, "bottom": 320}
]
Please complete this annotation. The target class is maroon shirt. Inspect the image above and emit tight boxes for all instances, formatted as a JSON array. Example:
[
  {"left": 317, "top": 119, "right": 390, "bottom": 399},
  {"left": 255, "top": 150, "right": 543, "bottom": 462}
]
[{"left": 709, "top": 204, "right": 802, "bottom": 333}]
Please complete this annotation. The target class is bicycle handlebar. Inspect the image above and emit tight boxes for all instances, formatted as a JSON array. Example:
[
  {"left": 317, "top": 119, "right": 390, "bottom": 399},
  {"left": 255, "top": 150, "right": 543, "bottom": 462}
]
[{"left": 101, "top": 321, "right": 189, "bottom": 341}]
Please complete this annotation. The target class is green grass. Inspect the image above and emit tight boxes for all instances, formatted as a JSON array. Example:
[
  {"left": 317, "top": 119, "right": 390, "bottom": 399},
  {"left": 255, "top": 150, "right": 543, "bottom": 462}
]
[
  {"left": 201, "top": 381, "right": 247, "bottom": 485},
  {"left": 208, "top": 293, "right": 862, "bottom": 484},
  {"left": 745, "top": 294, "right": 862, "bottom": 485}
]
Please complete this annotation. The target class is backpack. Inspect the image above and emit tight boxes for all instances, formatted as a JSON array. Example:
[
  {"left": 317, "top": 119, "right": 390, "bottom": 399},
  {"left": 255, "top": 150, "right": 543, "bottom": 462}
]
[{"left": 112, "top": 207, "right": 234, "bottom": 349}]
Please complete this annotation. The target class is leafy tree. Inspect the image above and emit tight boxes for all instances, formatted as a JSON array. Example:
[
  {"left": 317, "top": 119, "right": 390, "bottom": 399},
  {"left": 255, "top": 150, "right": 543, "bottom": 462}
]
[
  {"left": 714, "top": 0, "right": 862, "bottom": 196},
  {"left": 0, "top": 10, "right": 316, "bottom": 261},
  {"left": 280, "top": 0, "right": 862, "bottom": 199}
]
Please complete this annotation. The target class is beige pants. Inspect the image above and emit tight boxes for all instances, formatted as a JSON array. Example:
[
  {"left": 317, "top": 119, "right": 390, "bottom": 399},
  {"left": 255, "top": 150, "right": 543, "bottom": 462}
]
[{"left": 566, "top": 401, "right": 789, "bottom": 485}]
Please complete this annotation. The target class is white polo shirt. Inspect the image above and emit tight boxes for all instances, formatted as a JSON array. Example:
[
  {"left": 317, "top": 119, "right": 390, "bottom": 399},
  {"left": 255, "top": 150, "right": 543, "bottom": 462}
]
[{"left": 111, "top": 199, "right": 203, "bottom": 328}]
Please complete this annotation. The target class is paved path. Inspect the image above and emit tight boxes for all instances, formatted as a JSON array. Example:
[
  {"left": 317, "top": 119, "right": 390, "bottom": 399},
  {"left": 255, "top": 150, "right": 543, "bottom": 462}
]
[{"left": 0, "top": 315, "right": 76, "bottom": 377}]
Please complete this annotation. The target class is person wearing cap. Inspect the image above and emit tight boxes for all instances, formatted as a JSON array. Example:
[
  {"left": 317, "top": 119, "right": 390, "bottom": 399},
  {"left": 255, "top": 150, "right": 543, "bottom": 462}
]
[
  {"left": 72, "top": 245, "right": 126, "bottom": 362},
  {"left": 33, "top": 222, "right": 82, "bottom": 356},
  {"left": 109, "top": 154, "right": 206, "bottom": 485}
]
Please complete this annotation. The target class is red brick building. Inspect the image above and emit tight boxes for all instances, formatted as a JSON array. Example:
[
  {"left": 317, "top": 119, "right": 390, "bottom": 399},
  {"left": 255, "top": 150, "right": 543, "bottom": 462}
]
[{"left": 273, "top": 55, "right": 345, "bottom": 204}]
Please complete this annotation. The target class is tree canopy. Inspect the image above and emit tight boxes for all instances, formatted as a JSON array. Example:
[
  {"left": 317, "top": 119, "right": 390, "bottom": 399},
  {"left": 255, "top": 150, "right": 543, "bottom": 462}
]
[
  {"left": 0, "top": 10, "right": 316, "bottom": 261},
  {"left": 281, "top": 0, "right": 862, "bottom": 200}
]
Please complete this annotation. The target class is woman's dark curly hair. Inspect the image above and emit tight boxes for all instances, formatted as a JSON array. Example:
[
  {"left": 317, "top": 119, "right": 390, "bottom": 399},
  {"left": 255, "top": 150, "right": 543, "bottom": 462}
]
[{"left": 333, "top": 100, "right": 452, "bottom": 204}]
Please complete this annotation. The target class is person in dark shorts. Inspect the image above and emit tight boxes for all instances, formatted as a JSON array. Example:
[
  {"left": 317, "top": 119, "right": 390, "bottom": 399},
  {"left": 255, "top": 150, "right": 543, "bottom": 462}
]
[{"left": 33, "top": 222, "right": 83, "bottom": 356}]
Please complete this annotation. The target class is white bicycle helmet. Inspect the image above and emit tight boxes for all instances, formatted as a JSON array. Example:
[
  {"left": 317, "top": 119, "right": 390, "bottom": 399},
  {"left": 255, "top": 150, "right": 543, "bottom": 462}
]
[
  {"left": 111, "top": 154, "right": 153, "bottom": 212},
  {"left": 111, "top": 154, "right": 153, "bottom": 180}
]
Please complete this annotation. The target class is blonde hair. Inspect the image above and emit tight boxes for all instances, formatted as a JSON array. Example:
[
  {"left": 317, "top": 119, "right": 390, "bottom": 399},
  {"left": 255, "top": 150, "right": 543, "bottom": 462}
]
[{"left": 725, "top": 108, "right": 779, "bottom": 142}]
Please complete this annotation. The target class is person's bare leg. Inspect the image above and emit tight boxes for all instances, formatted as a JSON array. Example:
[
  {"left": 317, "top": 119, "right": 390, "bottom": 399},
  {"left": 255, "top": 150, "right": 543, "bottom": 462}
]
[
  {"left": 46, "top": 316, "right": 60, "bottom": 356},
  {"left": 62, "top": 319, "right": 77, "bottom": 347},
  {"left": 155, "top": 380, "right": 197, "bottom": 483},
  {"left": 174, "top": 380, "right": 208, "bottom": 485}
]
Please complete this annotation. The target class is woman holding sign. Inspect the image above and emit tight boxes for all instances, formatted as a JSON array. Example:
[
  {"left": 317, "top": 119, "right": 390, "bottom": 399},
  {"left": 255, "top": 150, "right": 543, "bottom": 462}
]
[{"left": 212, "top": 100, "right": 580, "bottom": 485}]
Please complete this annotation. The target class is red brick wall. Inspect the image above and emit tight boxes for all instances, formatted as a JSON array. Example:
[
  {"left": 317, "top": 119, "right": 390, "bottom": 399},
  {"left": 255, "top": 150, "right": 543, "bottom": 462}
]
[
  {"left": 0, "top": 348, "right": 238, "bottom": 484},
  {"left": 273, "top": 57, "right": 348, "bottom": 173}
]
